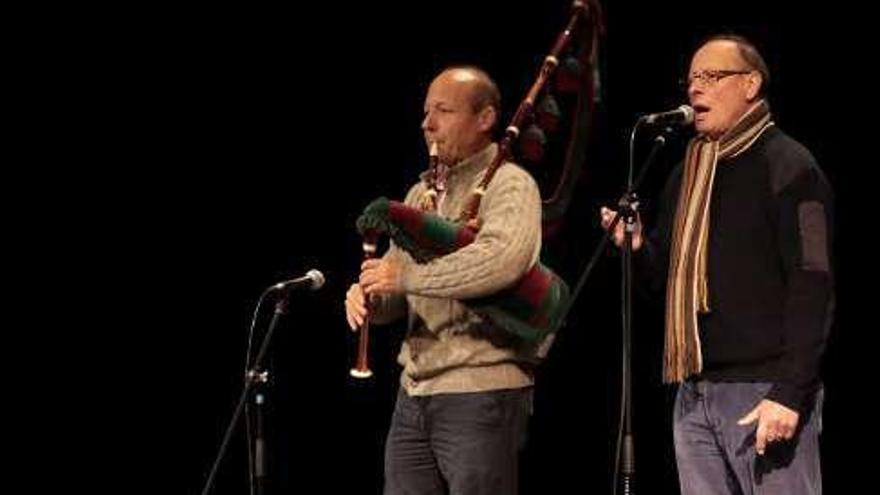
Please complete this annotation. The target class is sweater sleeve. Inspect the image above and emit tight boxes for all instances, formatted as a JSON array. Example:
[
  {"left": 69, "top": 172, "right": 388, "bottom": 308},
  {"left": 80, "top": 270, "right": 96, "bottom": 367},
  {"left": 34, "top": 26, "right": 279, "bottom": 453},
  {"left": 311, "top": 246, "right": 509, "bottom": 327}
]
[
  {"left": 400, "top": 165, "right": 542, "bottom": 299},
  {"left": 765, "top": 145, "right": 835, "bottom": 411},
  {"left": 635, "top": 163, "right": 683, "bottom": 295}
]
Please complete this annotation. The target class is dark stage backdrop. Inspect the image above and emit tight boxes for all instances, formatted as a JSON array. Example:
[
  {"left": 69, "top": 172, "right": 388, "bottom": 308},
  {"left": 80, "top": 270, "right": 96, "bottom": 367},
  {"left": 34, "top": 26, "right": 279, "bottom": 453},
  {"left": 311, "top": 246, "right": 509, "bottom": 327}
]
[{"left": 130, "top": 1, "right": 858, "bottom": 493}]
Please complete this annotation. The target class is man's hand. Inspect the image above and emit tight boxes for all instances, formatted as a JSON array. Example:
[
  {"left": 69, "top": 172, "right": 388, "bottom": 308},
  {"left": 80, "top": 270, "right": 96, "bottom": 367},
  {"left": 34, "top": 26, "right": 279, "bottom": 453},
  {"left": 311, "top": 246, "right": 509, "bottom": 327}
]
[
  {"left": 359, "top": 258, "right": 403, "bottom": 296},
  {"left": 600, "top": 206, "right": 643, "bottom": 251},
  {"left": 737, "top": 399, "right": 800, "bottom": 455},
  {"left": 344, "top": 283, "right": 367, "bottom": 331}
]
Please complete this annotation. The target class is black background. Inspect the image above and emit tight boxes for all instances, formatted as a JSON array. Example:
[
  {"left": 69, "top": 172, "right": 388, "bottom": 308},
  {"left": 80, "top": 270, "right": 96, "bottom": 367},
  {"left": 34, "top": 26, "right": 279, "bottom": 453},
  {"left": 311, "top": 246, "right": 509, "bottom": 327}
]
[{"left": 98, "top": 1, "right": 862, "bottom": 493}]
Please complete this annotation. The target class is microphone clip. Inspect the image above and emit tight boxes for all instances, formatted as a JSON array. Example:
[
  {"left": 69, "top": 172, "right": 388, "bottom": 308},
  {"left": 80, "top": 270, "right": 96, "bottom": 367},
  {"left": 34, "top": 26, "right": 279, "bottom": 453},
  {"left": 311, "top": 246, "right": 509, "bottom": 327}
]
[{"left": 617, "top": 192, "right": 640, "bottom": 226}]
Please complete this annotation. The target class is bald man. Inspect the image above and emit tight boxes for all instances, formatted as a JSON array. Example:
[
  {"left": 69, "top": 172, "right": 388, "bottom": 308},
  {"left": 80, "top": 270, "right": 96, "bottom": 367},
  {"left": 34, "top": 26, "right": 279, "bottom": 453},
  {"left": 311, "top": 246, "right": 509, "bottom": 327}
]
[{"left": 345, "top": 66, "right": 544, "bottom": 494}]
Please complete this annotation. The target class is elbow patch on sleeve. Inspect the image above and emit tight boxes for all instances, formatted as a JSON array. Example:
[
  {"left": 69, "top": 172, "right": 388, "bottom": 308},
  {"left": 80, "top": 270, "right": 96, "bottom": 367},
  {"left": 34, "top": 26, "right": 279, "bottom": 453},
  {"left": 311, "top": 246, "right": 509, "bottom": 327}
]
[{"left": 798, "top": 201, "right": 830, "bottom": 273}]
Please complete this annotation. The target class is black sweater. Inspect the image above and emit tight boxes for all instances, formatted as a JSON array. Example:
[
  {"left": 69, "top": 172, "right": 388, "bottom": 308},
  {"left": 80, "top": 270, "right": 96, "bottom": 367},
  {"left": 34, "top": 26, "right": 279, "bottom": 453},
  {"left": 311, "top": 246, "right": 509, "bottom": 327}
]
[{"left": 640, "top": 126, "right": 834, "bottom": 411}]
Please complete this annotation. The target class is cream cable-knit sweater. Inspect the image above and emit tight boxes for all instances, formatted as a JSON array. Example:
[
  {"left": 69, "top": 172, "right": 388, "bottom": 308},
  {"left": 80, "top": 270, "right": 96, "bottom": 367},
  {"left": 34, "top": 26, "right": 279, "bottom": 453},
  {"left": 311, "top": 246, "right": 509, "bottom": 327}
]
[{"left": 371, "top": 143, "right": 545, "bottom": 396}]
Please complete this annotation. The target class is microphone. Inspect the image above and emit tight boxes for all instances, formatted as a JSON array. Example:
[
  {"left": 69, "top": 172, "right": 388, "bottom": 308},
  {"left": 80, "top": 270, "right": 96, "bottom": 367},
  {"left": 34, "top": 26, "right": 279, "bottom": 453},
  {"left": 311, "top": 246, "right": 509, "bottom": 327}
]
[
  {"left": 641, "top": 104, "right": 695, "bottom": 126},
  {"left": 271, "top": 269, "right": 325, "bottom": 291}
]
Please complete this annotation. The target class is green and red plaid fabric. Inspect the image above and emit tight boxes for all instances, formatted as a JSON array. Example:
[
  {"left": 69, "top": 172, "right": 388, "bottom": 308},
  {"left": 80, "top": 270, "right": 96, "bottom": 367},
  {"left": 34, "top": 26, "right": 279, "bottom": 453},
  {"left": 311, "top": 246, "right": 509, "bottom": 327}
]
[{"left": 357, "top": 197, "right": 569, "bottom": 342}]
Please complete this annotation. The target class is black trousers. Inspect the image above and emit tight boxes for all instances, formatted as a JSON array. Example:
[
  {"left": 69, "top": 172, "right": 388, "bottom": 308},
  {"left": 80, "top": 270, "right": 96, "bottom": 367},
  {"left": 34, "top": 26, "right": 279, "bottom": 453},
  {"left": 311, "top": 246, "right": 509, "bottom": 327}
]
[{"left": 384, "top": 387, "right": 532, "bottom": 495}]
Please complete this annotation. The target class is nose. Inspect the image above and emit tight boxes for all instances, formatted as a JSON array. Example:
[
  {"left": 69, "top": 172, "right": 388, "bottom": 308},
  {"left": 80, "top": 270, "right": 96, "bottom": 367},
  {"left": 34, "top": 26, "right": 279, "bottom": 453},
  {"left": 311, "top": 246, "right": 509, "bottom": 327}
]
[
  {"left": 688, "top": 81, "right": 703, "bottom": 100},
  {"left": 421, "top": 110, "right": 435, "bottom": 132}
]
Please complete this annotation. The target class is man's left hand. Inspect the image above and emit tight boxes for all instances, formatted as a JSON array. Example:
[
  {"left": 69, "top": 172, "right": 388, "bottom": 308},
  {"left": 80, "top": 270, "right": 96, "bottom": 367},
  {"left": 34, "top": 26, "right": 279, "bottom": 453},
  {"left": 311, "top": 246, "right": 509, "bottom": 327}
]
[
  {"left": 737, "top": 399, "right": 800, "bottom": 455},
  {"left": 360, "top": 258, "right": 403, "bottom": 295}
]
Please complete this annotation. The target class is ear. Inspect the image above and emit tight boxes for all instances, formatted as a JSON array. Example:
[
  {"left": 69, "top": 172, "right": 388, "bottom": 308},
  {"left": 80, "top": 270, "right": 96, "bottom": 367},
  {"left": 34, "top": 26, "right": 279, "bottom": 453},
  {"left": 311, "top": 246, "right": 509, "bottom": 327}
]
[
  {"left": 745, "top": 71, "right": 763, "bottom": 101},
  {"left": 476, "top": 105, "right": 497, "bottom": 133}
]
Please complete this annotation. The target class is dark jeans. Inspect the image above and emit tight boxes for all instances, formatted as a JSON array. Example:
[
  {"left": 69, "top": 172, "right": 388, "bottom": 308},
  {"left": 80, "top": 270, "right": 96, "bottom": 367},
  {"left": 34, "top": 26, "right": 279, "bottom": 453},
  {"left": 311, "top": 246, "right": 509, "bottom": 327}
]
[
  {"left": 674, "top": 380, "right": 823, "bottom": 495},
  {"left": 384, "top": 387, "right": 532, "bottom": 495}
]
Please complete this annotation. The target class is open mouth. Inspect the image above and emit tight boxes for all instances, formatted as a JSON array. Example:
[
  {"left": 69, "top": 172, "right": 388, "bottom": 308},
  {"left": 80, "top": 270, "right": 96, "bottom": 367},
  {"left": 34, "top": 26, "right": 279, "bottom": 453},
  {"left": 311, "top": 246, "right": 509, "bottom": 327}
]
[{"left": 693, "top": 103, "right": 711, "bottom": 117}]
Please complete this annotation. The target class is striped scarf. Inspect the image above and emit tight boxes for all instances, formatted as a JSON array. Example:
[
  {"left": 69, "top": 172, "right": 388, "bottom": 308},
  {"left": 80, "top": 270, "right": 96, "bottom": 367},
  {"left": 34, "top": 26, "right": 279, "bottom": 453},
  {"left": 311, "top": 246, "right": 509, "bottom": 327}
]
[{"left": 663, "top": 100, "right": 773, "bottom": 382}]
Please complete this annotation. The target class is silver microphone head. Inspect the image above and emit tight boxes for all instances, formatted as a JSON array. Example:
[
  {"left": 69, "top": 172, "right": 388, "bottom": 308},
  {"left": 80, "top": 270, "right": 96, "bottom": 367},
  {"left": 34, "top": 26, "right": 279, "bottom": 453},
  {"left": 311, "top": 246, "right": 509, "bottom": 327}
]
[
  {"left": 678, "top": 104, "right": 695, "bottom": 125},
  {"left": 643, "top": 104, "right": 695, "bottom": 126},
  {"left": 305, "top": 269, "right": 325, "bottom": 290},
  {"left": 271, "top": 269, "right": 326, "bottom": 291}
]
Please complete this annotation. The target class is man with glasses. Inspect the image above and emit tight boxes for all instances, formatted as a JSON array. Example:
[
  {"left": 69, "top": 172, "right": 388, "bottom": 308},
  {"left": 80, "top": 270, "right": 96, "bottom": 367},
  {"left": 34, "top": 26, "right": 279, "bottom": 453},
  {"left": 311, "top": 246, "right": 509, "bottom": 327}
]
[{"left": 601, "top": 34, "right": 834, "bottom": 494}]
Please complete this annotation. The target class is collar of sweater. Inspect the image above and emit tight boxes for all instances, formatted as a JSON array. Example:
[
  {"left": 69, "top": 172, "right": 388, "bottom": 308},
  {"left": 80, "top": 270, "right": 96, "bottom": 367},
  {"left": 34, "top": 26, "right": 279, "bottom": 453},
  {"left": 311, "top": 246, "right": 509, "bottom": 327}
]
[{"left": 419, "top": 143, "right": 497, "bottom": 189}]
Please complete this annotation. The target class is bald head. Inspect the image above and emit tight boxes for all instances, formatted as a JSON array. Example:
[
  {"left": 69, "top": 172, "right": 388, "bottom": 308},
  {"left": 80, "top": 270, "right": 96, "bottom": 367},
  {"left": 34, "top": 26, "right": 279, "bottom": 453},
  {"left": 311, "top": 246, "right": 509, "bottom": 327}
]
[{"left": 436, "top": 67, "right": 501, "bottom": 116}]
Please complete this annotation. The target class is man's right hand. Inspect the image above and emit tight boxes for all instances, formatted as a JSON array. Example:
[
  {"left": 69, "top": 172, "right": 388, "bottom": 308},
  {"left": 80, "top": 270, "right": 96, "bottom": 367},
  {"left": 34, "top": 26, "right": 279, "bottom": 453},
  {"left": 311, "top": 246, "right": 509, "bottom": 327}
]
[
  {"left": 600, "top": 206, "right": 644, "bottom": 251},
  {"left": 344, "top": 283, "right": 368, "bottom": 331}
]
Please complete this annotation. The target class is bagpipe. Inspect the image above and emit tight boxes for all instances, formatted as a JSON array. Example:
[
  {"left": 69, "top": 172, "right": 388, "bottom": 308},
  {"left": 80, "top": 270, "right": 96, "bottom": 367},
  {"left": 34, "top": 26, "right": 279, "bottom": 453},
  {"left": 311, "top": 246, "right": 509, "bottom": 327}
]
[{"left": 350, "top": 0, "right": 604, "bottom": 379}]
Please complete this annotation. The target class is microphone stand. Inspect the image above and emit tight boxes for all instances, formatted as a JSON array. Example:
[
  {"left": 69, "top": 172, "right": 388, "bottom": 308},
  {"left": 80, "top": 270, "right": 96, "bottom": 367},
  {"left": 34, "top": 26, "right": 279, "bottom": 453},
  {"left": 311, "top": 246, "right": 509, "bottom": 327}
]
[
  {"left": 201, "top": 290, "right": 289, "bottom": 495},
  {"left": 617, "top": 121, "right": 668, "bottom": 495},
  {"left": 552, "top": 120, "right": 676, "bottom": 495}
]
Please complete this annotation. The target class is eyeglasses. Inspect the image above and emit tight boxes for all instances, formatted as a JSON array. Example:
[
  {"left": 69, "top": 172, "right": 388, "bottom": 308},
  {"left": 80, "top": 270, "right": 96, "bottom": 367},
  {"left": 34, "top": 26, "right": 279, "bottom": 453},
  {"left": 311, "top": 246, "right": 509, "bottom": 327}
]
[{"left": 680, "top": 69, "right": 752, "bottom": 90}]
